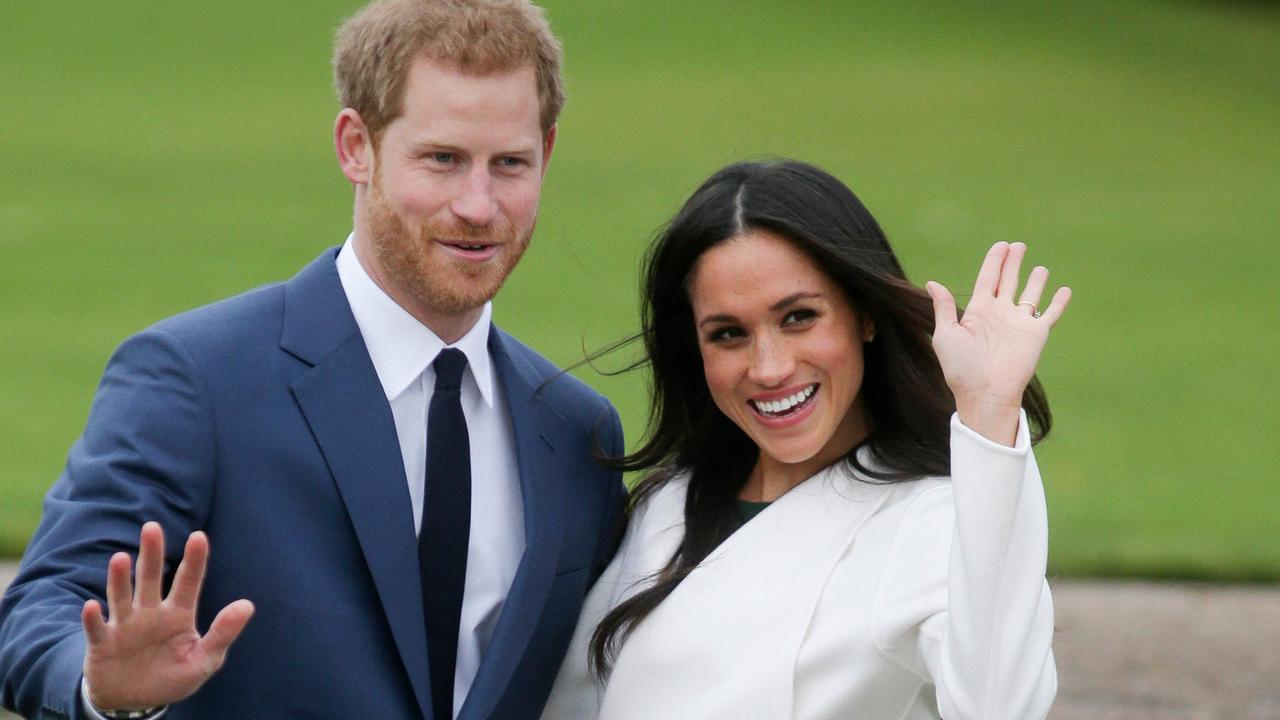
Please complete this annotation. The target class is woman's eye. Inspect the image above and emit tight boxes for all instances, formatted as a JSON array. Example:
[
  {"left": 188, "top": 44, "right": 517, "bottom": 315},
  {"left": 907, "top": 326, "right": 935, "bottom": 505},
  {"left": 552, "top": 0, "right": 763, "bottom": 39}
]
[
  {"left": 707, "top": 326, "right": 744, "bottom": 343},
  {"left": 782, "top": 309, "right": 817, "bottom": 326}
]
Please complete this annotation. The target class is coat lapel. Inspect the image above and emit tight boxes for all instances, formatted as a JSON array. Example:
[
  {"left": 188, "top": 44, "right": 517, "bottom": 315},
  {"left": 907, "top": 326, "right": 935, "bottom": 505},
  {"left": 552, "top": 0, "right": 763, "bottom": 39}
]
[
  {"left": 600, "top": 467, "right": 893, "bottom": 719},
  {"left": 458, "top": 328, "right": 568, "bottom": 720},
  {"left": 281, "top": 250, "right": 433, "bottom": 720}
]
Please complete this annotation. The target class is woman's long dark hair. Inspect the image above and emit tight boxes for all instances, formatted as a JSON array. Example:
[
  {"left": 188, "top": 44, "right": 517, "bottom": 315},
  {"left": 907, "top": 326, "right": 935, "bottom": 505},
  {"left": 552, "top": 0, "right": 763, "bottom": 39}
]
[{"left": 589, "top": 159, "right": 1052, "bottom": 676}]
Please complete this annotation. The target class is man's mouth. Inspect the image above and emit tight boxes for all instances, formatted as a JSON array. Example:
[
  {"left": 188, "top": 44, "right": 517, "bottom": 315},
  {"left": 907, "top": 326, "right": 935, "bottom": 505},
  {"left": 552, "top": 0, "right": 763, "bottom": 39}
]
[
  {"left": 438, "top": 239, "right": 499, "bottom": 260},
  {"left": 748, "top": 384, "right": 818, "bottom": 418}
]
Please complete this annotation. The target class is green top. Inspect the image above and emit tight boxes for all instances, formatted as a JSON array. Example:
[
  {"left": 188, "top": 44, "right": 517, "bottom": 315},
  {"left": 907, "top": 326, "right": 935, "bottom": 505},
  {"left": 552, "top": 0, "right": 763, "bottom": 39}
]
[{"left": 737, "top": 498, "right": 773, "bottom": 524}]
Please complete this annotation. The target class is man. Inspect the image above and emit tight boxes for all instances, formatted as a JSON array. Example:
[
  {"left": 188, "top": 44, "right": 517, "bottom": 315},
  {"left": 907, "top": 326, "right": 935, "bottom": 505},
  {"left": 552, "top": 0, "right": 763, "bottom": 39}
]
[{"left": 0, "top": 1, "right": 625, "bottom": 718}]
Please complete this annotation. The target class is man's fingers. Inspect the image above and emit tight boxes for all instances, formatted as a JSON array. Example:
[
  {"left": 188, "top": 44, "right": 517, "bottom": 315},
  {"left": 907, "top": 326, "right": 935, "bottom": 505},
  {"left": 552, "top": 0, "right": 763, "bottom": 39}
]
[
  {"left": 997, "top": 242, "right": 1027, "bottom": 301},
  {"left": 925, "top": 281, "right": 958, "bottom": 333},
  {"left": 1039, "top": 286, "right": 1073, "bottom": 326},
  {"left": 105, "top": 552, "right": 133, "bottom": 623},
  {"left": 135, "top": 522, "right": 166, "bottom": 608},
  {"left": 168, "top": 532, "right": 210, "bottom": 611},
  {"left": 201, "top": 600, "right": 255, "bottom": 665},
  {"left": 83, "top": 599, "right": 109, "bottom": 645},
  {"left": 972, "top": 241, "right": 1009, "bottom": 299}
]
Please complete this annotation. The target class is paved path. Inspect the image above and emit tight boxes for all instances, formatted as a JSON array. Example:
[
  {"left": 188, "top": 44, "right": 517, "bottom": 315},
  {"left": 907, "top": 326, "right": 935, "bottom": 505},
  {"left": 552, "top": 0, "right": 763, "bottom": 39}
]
[
  {"left": 1, "top": 562, "right": 1277, "bottom": 719},
  {"left": 1048, "top": 579, "right": 1280, "bottom": 720}
]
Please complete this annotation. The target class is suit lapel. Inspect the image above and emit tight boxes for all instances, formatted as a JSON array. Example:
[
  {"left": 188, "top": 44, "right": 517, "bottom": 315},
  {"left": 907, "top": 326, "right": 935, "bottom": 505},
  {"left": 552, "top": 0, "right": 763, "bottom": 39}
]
[
  {"left": 459, "top": 328, "right": 568, "bottom": 720},
  {"left": 282, "top": 250, "right": 434, "bottom": 720}
]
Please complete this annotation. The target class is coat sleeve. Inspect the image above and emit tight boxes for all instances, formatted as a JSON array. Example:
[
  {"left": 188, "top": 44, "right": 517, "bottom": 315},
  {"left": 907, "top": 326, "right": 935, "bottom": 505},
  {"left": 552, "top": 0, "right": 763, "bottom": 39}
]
[
  {"left": 0, "top": 329, "right": 216, "bottom": 719},
  {"left": 873, "top": 411, "right": 1057, "bottom": 720}
]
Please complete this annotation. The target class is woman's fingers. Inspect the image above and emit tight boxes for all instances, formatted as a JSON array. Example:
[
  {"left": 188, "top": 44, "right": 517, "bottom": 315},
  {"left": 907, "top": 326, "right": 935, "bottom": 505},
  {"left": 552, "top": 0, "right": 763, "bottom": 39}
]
[
  {"left": 1039, "top": 286, "right": 1073, "bottom": 325},
  {"left": 925, "top": 281, "right": 959, "bottom": 333},
  {"left": 167, "top": 532, "right": 210, "bottom": 612},
  {"left": 105, "top": 552, "right": 133, "bottom": 624},
  {"left": 134, "top": 522, "right": 166, "bottom": 608},
  {"left": 972, "top": 241, "right": 1009, "bottom": 299},
  {"left": 972, "top": 243, "right": 1065, "bottom": 323},
  {"left": 997, "top": 242, "right": 1027, "bottom": 301},
  {"left": 1018, "top": 265, "right": 1049, "bottom": 316}
]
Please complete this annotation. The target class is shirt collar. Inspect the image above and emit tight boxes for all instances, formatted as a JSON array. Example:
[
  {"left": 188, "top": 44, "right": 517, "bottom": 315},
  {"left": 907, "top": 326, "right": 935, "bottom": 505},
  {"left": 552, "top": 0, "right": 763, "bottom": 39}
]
[{"left": 336, "top": 234, "right": 496, "bottom": 407}]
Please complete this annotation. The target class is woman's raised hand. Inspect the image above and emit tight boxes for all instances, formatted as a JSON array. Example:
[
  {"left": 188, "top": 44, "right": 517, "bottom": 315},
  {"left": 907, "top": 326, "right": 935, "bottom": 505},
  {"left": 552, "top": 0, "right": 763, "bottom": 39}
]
[{"left": 925, "top": 241, "right": 1071, "bottom": 446}]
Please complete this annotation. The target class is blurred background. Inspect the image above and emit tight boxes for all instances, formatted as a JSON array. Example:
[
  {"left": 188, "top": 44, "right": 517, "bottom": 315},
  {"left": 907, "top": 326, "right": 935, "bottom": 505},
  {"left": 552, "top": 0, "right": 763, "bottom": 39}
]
[{"left": 1, "top": 0, "right": 1277, "bottom": 587}]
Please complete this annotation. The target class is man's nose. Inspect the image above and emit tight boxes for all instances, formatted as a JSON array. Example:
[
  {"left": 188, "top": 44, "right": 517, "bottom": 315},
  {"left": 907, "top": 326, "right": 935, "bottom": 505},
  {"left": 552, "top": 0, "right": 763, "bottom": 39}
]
[
  {"left": 747, "top": 336, "right": 794, "bottom": 387},
  {"left": 450, "top": 166, "right": 498, "bottom": 227}
]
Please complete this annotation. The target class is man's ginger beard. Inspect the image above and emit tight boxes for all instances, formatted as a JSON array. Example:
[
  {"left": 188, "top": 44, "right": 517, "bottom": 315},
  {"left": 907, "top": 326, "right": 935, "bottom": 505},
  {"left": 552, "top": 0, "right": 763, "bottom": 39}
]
[{"left": 363, "top": 164, "right": 532, "bottom": 317}]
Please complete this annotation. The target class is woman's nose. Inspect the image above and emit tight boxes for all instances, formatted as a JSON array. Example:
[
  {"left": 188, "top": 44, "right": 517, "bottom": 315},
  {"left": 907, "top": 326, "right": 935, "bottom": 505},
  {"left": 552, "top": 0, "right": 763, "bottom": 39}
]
[{"left": 747, "top": 336, "right": 794, "bottom": 387}]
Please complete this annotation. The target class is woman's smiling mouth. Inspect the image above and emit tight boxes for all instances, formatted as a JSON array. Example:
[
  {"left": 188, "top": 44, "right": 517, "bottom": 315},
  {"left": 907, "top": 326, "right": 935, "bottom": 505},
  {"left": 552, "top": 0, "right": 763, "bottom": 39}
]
[{"left": 749, "top": 383, "right": 819, "bottom": 418}]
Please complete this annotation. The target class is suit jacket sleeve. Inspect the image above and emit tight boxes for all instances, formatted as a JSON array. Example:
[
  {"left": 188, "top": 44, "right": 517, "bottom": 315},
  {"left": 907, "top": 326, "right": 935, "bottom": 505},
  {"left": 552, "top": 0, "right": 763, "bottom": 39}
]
[
  {"left": 0, "top": 329, "right": 217, "bottom": 719},
  {"left": 873, "top": 411, "right": 1057, "bottom": 720}
]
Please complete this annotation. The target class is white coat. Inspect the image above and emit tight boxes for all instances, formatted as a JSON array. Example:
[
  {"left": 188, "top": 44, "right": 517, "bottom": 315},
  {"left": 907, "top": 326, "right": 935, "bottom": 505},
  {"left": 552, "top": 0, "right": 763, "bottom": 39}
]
[{"left": 542, "top": 413, "right": 1057, "bottom": 719}]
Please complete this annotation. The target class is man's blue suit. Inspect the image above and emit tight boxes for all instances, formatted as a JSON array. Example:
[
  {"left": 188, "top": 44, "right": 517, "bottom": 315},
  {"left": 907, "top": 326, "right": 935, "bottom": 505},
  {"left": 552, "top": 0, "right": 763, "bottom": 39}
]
[{"left": 0, "top": 248, "right": 626, "bottom": 719}]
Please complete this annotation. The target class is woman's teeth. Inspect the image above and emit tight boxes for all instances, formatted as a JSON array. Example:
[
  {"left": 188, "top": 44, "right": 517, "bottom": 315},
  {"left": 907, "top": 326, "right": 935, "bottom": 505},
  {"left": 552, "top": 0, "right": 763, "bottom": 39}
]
[{"left": 751, "top": 384, "right": 817, "bottom": 417}]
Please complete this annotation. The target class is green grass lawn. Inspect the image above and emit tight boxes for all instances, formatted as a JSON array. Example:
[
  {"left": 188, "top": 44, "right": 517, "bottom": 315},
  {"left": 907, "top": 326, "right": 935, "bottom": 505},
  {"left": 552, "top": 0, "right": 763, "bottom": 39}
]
[{"left": 1, "top": 0, "right": 1277, "bottom": 580}]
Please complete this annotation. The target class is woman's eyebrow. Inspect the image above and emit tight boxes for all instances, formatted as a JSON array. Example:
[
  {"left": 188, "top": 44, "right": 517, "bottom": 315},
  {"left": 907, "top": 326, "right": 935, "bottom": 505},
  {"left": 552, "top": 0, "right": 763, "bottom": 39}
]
[
  {"left": 769, "top": 292, "right": 822, "bottom": 312},
  {"left": 697, "top": 292, "right": 824, "bottom": 328},
  {"left": 698, "top": 313, "right": 738, "bottom": 328}
]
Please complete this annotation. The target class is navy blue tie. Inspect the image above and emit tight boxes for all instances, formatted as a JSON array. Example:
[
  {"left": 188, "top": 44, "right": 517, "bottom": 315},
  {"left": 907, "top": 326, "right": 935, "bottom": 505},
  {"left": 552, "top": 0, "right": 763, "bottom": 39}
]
[{"left": 420, "top": 348, "right": 470, "bottom": 720}]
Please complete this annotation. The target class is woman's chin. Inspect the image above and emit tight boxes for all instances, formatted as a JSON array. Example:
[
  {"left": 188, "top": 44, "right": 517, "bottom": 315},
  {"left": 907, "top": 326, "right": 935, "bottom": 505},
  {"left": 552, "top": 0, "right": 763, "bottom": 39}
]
[{"left": 754, "top": 439, "right": 826, "bottom": 468}]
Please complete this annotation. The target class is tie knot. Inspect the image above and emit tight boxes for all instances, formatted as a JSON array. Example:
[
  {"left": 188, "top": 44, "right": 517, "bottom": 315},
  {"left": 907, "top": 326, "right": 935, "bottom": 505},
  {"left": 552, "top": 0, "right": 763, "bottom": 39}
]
[{"left": 433, "top": 348, "right": 468, "bottom": 391}]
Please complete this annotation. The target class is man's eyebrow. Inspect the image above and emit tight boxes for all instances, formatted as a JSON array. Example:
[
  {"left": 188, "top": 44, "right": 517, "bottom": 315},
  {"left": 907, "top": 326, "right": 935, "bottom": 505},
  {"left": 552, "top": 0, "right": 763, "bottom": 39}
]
[
  {"left": 498, "top": 143, "right": 540, "bottom": 154},
  {"left": 407, "top": 139, "right": 461, "bottom": 152},
  {"left": 407, "top": 139, "right": 539, "bottom": 155}
]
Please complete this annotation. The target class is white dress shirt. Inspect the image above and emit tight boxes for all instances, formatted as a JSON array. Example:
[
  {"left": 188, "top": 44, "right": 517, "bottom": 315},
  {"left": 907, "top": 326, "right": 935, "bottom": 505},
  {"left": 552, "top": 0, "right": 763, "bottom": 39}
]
[{"left": 337, "top": 235, "right": 525, "bottom": 717}]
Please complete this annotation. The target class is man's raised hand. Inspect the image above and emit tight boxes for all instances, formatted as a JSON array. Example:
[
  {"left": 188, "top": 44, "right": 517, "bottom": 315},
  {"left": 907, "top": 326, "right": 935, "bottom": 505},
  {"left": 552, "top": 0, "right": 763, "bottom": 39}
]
[{"left": 81, "top": 522, "right": 254, "bottom": 711}]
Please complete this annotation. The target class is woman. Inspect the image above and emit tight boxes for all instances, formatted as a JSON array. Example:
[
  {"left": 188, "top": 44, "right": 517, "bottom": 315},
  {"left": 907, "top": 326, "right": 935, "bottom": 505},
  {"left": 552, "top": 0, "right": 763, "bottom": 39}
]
[{"left": 543, "top": 160, "right": 1070, "bottom": 719}]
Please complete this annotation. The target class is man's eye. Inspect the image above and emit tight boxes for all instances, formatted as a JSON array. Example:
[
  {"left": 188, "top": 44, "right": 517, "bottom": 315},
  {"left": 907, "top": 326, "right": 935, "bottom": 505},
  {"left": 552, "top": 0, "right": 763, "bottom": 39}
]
[
  {"left": 429, "top": 152, "right": 455, "bottom": 164},
  {"left": 496, "top": 156, "right": 527, "bottom": 168}
]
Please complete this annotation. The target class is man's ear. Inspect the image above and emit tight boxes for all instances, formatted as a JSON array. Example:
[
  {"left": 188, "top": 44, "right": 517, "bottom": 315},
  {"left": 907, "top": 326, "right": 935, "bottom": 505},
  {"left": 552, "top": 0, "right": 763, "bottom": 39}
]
[
  {"left": 335, "top": 108, "right": 374, "bottom": 185},
  {"left": 539, "top": 124, "right": 557, "bottom": 179}
]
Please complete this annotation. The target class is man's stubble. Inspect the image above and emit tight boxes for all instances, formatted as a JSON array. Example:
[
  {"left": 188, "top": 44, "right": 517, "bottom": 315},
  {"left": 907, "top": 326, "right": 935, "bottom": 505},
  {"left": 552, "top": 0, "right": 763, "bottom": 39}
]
[{"left": 363, "top": 168, "right": 533, "bottom": 318}]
